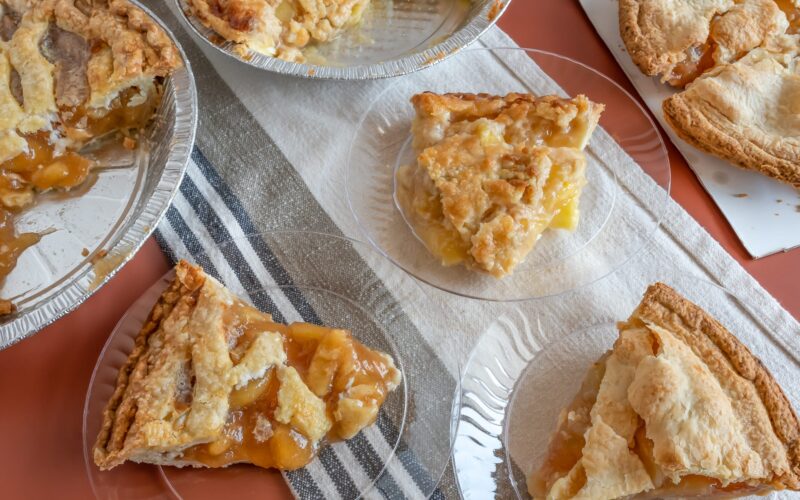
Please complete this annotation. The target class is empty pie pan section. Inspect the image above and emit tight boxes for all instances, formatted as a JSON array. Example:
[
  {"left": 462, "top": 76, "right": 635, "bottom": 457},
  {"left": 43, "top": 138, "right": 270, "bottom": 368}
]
[
  {"left": 173, "top": 0, "right": 509, "bottom": 79},
  {"left": 0, "top": 1, "right": 198, "bottom": 348},
  {"left": 83, "top": 231, "right": 458, "bottom": 500},
  {"left": 347, "top": 47, "right": 670, "bottom": 302},
  {"left": 450, "top": 273, "right": 800, "bottom": 499}
]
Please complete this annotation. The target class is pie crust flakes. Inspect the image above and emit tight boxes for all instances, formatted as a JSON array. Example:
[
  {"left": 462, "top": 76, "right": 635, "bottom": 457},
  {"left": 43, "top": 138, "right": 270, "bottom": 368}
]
[
  {"left": 530, "top": 283, "right": 800, "bottom": 499},
  {"left": 93, "top": 261, "right": 402, "bottom": 471},
  {"left": 396, "top": 92, "right": 604, "bottom": 278},
  {"left": 184, "top": 0, "right": 369, "bottom": 62}
]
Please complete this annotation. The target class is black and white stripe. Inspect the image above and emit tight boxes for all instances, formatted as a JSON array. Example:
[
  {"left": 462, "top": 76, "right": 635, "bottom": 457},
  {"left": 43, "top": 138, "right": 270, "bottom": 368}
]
[{"left": 156, "top": 149, "right": 443, "bottom": 499}]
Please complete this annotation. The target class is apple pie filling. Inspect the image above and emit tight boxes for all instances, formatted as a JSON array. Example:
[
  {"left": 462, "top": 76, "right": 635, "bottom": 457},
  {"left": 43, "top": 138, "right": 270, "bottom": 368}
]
[{"left": 174, "top": 302, "right": 400, "bottom": 470}]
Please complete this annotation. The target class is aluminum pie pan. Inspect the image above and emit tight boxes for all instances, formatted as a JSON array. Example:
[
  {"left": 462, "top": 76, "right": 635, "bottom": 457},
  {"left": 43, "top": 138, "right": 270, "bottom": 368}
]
[
  {"left": 175, "top": 0, "right": 511, "bottom": 80},
  {"left": 0, "top": 0, "right": 197, "bottom": 349}
]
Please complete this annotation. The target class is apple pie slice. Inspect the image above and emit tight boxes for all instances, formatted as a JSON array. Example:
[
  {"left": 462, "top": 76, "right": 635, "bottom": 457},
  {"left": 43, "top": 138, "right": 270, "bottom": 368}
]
[
  {"left": 93, "top": 261, "right": 401, "bottom": 470},
  {"left": 395, "top": 92, "right": 604, "bottom": 278},
  {"left": 530, "top": 283, "right": 800, "bottom": 499}
]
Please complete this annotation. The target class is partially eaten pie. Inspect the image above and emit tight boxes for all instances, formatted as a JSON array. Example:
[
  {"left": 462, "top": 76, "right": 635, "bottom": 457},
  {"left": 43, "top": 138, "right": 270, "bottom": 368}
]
[
  {"left": 663, "top": 35, "right": 800, "bottom": 188},
  {"left": 530, "top": 283, "right": 800, "bottom": 499},
  {"left": 93, "top": 261, "right": 401, "bottom": 471},
  {"left": 0, "top": 0, "right": 181, "bottom": 312},
  {"left": 395, "top": 92, "right": 604, "bottom": 278},
  {"left": 619, "top": 0, "right": 800, "bottom": 188},
  {"left": 184, "top": 0, "right": 369, "bottom": 62}
]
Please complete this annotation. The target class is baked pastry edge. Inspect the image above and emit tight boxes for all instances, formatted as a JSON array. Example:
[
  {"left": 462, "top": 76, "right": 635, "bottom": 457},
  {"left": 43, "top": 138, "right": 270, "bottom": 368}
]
[
  {"left": 630, "top": 282, "right": 800, "bottom": 488},
  {"left": 92, "top": 260, "right": 205, "bottom": 470},
  {"left": 663, "top": 95, "right": 800, "bottom": 189}
]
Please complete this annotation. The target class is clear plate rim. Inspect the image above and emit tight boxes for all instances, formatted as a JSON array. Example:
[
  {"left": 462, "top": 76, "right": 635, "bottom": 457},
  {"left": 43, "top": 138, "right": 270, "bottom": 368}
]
[{"left": 345, "top": 46, "right": 672, "bottom": 303}]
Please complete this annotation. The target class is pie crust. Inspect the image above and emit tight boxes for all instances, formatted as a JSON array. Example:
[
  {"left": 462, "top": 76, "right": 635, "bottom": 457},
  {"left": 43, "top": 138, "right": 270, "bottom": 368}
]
[
  {"left": 619, "top": 0, "right": 790, "bottom": 86},
  {"left": 530, "top": 283, "right": 800, "bottom": 499},
  {"left": 184, "top": 0, "right": 369, "bottom": 62},
  {"left": 663, "top": 35, "right": 800, "bottom": 188},
  {"left": 619, "top": 0, "right": 800, "bottom": 188},
  {"left": 93, "top": 261, "right": 401, "bottom": 471},
  {"left": 0, "top": 0, "right": 181, "bottom": 310},
  {"left": 396, "top": 92, "right": 604, "bottom": 278}
]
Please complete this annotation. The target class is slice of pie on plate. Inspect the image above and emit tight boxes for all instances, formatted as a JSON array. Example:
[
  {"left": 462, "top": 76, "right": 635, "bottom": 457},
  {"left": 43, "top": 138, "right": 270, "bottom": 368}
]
[
  {"left": 93, "top": 261, "right": 401, "bottom": 470},
  {"left": 395, "top": 92, "right": 604, "bottom": 278},
  {"left": 184, "top": 0, "right": 369, "bottom": 62},
  {"left": 530, "top": 283, "right": 800, "bottom": 499},
  {"left": 619, "top": 0, "right": 793, "bottom": 87},
  {"left": 663, "top": 35, "right": 800, "bottom": 188},
  {"left": 0, "top": 0, "right": 182, "bottom": 311}
]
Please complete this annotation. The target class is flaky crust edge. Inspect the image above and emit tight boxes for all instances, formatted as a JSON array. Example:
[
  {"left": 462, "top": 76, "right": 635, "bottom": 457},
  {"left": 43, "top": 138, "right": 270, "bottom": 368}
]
[
  {"left": 92, "top": 260, "right": 206, "bottom": 470},
  {"left": 619, "top": 0, "right": 673, "bottom": 76},
  {"left": 629, "top": 282, "right": 800, "bottom": 488},
  {"left": 663, "top": 94, "right": 800, "bottom": 189}
]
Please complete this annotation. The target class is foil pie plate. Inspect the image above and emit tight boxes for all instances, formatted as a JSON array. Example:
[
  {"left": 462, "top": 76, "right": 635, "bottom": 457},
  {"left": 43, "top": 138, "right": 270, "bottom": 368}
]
[
  {"left": 0, "top": 1, "right": 198, "bottom": 348},
  {"left": 175, "top": 0, "right": 511, "bottom": 79}
]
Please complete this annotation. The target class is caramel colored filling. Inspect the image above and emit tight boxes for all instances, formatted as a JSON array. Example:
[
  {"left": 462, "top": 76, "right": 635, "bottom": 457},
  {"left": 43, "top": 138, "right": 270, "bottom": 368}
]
[
  {"left": 775, "top": 0, "right": 800, "bottom": 33},
  {"left": 0, "top": 86, "right": 159, "bottom": 309},
  {"left": 180, "top": 303, "right": 398, "bottom": 470},
  {"left": 528, "top": 357, "right": 607, "bottom": 497},
  {"left": 667, "top": 42, "right": 716, "bottom": 88}
]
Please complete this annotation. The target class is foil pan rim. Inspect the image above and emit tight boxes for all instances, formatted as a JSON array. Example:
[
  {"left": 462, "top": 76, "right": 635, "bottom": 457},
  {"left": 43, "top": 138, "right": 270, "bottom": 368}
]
[{"left": 175, "top": 0, "right": 512, "bottom": 80}]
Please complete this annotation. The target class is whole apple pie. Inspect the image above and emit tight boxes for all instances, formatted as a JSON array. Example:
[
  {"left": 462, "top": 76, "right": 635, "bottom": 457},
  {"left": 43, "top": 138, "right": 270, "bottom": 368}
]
[
  {"left": 0, "top": 0, "right": 181, "bottom": 313},
  {"left": 396, "top": 92, "right": 604, "bottom": 278}
]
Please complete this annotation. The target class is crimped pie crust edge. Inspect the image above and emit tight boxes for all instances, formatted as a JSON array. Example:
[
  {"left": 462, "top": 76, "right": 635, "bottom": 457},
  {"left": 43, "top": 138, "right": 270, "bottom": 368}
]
[
  {"left": 631, "top": 282, "right": 800, "bottom": 488},
  {"left": 662, "top": 94, "right": 800, "bottom": 189},
  {"left": 92, "top": 261, "right": 205, "bottom": 470}
]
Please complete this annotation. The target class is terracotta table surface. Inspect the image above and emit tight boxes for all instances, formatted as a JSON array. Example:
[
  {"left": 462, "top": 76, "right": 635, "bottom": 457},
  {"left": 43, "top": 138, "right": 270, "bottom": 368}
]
[{"left": 1, "top": 1, "right": 798, "bottom": 499}]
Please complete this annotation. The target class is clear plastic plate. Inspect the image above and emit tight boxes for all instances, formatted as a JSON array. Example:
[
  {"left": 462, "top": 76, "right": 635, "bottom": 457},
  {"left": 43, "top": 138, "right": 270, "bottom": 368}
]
[
  {"left": 83, "top": 231, "right": 457, "bottom": 499},
  {"left": 347, "top": 47, "right": 670, "bottom": 302},
  {"left": 452, "top": 273, "right": 800, "bottom": 499}
]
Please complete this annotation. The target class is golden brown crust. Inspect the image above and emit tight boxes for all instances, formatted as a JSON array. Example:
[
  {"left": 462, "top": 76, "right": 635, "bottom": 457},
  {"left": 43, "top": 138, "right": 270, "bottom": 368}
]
[
  {"left": 630, "top": 282, "right": 800, "bottom": 488},
  {"left": 663, "top": 90, "right": 800, "bottom": 189},
  {"left": 399, "top": 92, "right": 603, "bottom": 277},
  {"left": 618, "top": 0, "right": 674, "bottom": 76},
  {"left": 93, "top": 261, "right": 205, "bottom": 468}
]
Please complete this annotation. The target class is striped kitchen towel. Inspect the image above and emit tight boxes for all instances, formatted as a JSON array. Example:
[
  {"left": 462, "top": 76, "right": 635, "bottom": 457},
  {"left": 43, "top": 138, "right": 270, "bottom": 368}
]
[
  {"left": 146, "top": 2, "right": 460, "bottom": 498},
  {"left": 145, "top": 0, "right": 800, "bottom": 498}
]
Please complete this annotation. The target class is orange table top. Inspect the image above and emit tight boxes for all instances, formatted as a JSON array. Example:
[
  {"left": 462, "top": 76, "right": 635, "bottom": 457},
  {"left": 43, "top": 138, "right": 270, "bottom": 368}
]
[{"left": 1, "top": 2, "right": 798, "bottom": 499}]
